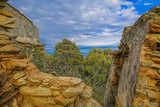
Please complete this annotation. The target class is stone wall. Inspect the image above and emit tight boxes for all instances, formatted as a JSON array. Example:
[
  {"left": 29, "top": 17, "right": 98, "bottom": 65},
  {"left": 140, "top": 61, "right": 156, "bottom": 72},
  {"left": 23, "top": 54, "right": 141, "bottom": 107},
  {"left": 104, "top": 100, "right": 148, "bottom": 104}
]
[
  {"left": 104, "top": 7, "right": 160, "bottom": 107},
  {"left": 132, "top": 34, "right": 160, "bottom": 107},
  {"left": 0, "top": 1, "right": 101, "bottom": 107},
  {"left": 2, "top": 2, "right": 39, "bottom": 45}
]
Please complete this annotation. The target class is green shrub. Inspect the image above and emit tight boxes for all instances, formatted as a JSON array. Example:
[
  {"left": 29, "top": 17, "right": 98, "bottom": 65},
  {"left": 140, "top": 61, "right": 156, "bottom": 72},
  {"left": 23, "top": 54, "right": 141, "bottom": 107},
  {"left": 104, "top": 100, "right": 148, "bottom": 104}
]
[{"left": 24, "top": 39, "right": 113, "bottom": 105}]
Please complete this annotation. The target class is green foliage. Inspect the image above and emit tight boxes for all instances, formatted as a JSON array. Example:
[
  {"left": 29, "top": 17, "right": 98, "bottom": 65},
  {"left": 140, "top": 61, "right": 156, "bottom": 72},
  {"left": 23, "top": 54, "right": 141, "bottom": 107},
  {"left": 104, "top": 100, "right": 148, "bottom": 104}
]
[
  {"left": 22, "top": 46, "right": 57, "bottom": 75},
  {"left": 28, "top": 39, "right": 113, "bottom": 105},
  {"left": 83, "top": 48, "right": 113, "bottom": 104},
  {"left": 54, "top": 39, "right": 83, "bottom": 77}
]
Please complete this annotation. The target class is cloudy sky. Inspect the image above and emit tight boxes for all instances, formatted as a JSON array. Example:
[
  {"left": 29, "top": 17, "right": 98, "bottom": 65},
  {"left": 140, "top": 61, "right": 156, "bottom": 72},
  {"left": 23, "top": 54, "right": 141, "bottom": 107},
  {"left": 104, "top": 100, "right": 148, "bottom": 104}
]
[{"left": 10, "top": 0, "right": 159, "bottom": 53}]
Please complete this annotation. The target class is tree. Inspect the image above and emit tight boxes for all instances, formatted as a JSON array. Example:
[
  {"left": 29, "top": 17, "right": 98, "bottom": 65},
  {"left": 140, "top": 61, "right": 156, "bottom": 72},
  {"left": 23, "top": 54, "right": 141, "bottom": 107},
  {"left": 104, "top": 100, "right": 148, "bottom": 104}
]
[
  {"left": 84, "top": 48, "right": 113, "bottom": 104},
  {"left": 84, "top": 48, "right": 112, "bottom": 79},
  {"left": 54, "top": 39, "right": 83, "bottom": 77}
]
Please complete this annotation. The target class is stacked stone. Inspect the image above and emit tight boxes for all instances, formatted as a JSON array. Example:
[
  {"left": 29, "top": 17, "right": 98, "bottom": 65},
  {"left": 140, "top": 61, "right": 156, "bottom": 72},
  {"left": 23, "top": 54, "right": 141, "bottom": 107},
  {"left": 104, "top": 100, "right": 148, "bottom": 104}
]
[
  {"left": 19, "top": 69, "right": 99, "bottom": 107},
  {"left": 0, "top": 1, "right": 101, "bottom": 107},
  {"left": 133, "top": 14, "right": 160, "bottom": 107},
  {"left": 1, "top": 0, "right": 44, "bottom": 56},
  {"left": 0, "top": 1, "right": 21, "bottom": 106},
  {"left": 104, "top": 7, "right": 160, "bottom": 107}
]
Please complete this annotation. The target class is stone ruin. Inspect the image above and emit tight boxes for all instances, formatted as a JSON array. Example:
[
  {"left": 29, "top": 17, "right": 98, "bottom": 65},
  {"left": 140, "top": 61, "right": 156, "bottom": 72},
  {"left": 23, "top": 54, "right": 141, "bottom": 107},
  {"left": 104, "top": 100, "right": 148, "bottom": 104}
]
[
  {"left": 1, "top": 0, "right": 160, "bottom": 107},
  {"left": 1, "top": 0, "right": 39, "bottom": 44},
  {"left": 0, "top": 1, "right": 101, "bottom": 107},
  {"left": 104, "top": 6, "right": 160, "bottom": 107}
]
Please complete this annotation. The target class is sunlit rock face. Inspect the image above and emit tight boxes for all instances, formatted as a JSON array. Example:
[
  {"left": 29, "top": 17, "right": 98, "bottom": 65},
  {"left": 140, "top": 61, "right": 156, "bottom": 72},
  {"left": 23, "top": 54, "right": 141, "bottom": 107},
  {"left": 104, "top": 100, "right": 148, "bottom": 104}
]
[
  {"left": 0, "top": 1, "right": 101, "bottom": 107},
  {"left": 2, "top": 1, "right": 39, "bottom": 42},
  {"left": 104, "top": 6, "right": 160, "bottom": 107},
  {"left": 0, "top": 0, "right": 43, "bottom": 54},
  {"left": 133, "top": 27, "right": 160, "bottom": 107}
]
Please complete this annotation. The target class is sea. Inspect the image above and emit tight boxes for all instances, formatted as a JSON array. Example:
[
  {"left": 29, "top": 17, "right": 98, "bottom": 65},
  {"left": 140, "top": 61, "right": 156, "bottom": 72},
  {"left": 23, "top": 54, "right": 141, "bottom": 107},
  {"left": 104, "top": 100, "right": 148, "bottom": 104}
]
[
  {"left": 79, "top": 45, "right": 118, "bottom": 56},
  {"left": 48, "top": 45, "right": 118, "bottom": 56}
]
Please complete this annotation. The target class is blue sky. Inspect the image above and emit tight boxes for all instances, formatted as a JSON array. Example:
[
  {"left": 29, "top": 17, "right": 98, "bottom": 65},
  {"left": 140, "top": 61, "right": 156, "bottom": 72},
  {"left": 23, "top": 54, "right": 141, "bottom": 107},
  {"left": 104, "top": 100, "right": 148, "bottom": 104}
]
[{"left": 9, "top": 0, "right": 160, "bottom": 53}]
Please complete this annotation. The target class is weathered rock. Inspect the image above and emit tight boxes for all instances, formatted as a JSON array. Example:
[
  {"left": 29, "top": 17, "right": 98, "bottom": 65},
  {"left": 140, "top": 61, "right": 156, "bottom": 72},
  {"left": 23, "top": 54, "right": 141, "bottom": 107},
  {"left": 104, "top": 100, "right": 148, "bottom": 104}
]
[
  {"left": 104, "top": 6, "right": 160, "bottom": 107},
  {"left": 3, "top": 2, "right": 39, "bottom": 41},
  {"left": 0, "top": 40, "right": 12, "bottom": 45},
  {"left": 54, "top": 95, "right": 77, "bottom": 106},
  {"left": 76, "top": 98, "right": 102, "bottom": 107},
  {"left": 16, "top": 37, "right": 40, "bottom": 45},
  {"left": 0, "top": 59, "right": 28, "bottom": 69},
  {"left": 0, "top": 14, "right": 15, "bottom": 29},
  {"left": 0, "top": 30, "right": 12, "bottom": 37},
  {"left": 20, "top": 86, "right": 53, "bottom": 97},
  {"left": 26, "top": 96, "right": 56, "bottom": 105},
  {"left": 62, "top": 83, "right": 84, "bottom": 97},
  {"left": 0, "top": 9, "right": 13, "bottom": 17},
  {"left": 0, "top": 34, "right": 10, "bottom": 40},
  {"left": 0, "top": 45, "right": 20, "bottom": 53},
  {"left": 58, "top": 77, "right": 82, "bottom": 86},
  {"left": 0, "top": 1, "right": 101, "bottom": 107},
  {"left": 82, "top": 86, "right": 93, "bottom": 98}
]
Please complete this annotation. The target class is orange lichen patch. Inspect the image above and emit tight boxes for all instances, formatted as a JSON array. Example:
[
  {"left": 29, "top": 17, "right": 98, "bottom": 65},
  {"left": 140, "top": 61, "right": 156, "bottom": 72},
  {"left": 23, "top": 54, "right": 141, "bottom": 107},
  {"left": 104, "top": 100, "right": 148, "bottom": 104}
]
[
  {"left": 0, "top": 40, "right": 12, "bottom": 45},
  {"left": 0, "top": 45, "right": 20, "bottom": 53},
  {"left": 0, "top": 14, "right": 15, "bottom": 29},
  {"left": 149, "top": 20, "right": 160, "bottom": 33},
  {"left": 0, "top": 54, "right": 15, "bottom": 58},
  {"left": 26, "top": 96, "right": 56, "bottom": 106},
  {"left": 116, "top": 96, "right": 124, "bottom": 107},
  {"left": 25, "top": 62, "right": 38, "bottom": 71},
  {"left": 144, "top": 51, "right": 160, "bottom": 58},
  {"left": 149, "top": 57, "right": 160, "bottom": 64},
  {"left": 77, "top": 98, "right": 102, "bottom": 107},
  {"left": 0, "top": 59, "right": 29, "bottom": 69},
  {"left": 139, "top": 67, "right": 160, "bottom": 79},
  {"left": 0, "top": 9, "right": 13, "bottom": 17},
  {"left": 54, "top": 95, "right": 77, "bottom": 106},
  {"left": 146, "top": 34, "right": 160, "bottom": 42},
  {"left": 132, "top": 97, "right": 150, "bottom": 107},
  {"left": 133, "top": 31, "right": 160, "bottom": 106},
  {"left": 0, "top": 34, "right": 10, "bottom": 40},
  {"left": 0, "top": 31, "right": 12, "bottom": 37}
]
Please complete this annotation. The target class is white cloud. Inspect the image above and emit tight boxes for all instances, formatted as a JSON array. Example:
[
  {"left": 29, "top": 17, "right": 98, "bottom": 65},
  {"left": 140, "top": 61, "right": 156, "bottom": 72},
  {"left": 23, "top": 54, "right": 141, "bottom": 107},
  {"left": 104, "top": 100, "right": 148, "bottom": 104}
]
[
  {"left": 144, "top": 2, "right": 153, "bottom": 6},
  {"left": 10, "top": 0, "right": 140, "bottom": 52},
  {"left": 69, "top": 34, "right": 121, "bottom": 46}
]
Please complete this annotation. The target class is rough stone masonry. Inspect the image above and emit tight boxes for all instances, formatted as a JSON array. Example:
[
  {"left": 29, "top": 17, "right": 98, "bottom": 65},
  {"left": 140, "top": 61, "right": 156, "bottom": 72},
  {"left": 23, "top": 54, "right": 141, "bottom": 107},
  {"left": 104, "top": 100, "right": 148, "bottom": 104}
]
[
  {"left": 0, "top": 1, "right": 101, "bottom": 107},
  {"left": 104, "top": 6, "right": 160, "bottom": 107}
]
